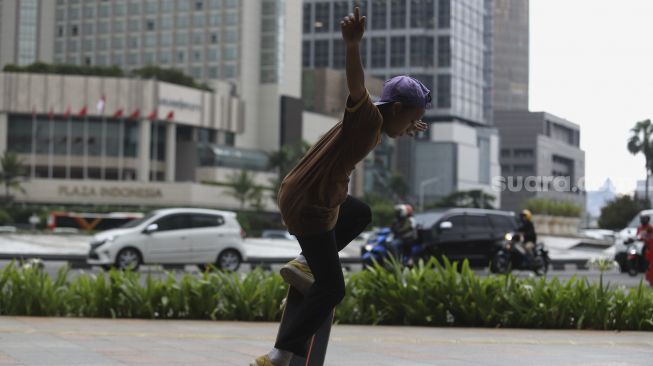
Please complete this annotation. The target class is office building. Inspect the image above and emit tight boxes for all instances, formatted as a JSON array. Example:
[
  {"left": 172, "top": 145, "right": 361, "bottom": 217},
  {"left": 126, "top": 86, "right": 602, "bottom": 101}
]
[
  {"left": 0, "top": 0, "right": 56, "bottom": 67},
  {"left": 492, "top": 0, "right": 529, "bottom": 111},
  {"left": 495, "top": 111, "right": 586, "bottom": 212}
]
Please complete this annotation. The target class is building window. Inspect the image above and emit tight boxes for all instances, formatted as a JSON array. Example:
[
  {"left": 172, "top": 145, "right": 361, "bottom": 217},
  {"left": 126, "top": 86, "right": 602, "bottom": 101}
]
[
  {"left": 177, "top": 14, "right": 190, "bottom": 28},
  {"left": 114, "top": 4, "right": 126, "bottom": 16},
  {"left": 437, "top": 74, "right": 451, "bottom": 108},
  {"left": 314, "top": 2, "right": 330, "bottom": 33},
  {"left": 438, "top": 0, "right": 450, "bottom": 29},
  {"left": 411, "top": 0, "right": 434, "bottom": 28},
  {"left": 210, "top": 33, "right": 219, "bottom": 44},
  {"left": 333, "top": 1, "right": 349, "bottom": 31},
  {"left": 437, "top": 36, "right": 451, "bottom": 67},
  {"left": 162, "top": 0, "right": 174, "bottom": 12},
  {"left": 145, "top": 0, "right": 158, "bottom": 13},
  {"left": 98, "top": 3, "right": 110, "bottom": 17},
  {"left": 145, "top": 34, "right": 157, "bottom": 48},
  {"left": 514, "top": 148, "right": 534, "bottom": 158},
  {"left": 194, "top": 14, "right": 205, "bottom": 27},
  {"left": 160, "top": 16, "right": 173, "bottom": 30},
  {"left": 314, "top": 40, "right": 329, "bottom": 67},
  {"left": 390, "top": 36, "right": 406, "bottom": 67},
  {"left": 193, "top": 32, "right": 204, "bottom": 44},
  {"left": 127, "top": 2, "right": 141, "bottom": 14},
  {"left": 70, "top": 25, "right": 79, "bottom": 37},
  {"left": 176, "top": 32, "right": 188, "bottom": 45},
  {"left": 332, "top": 39, "right": 345, "bottom": 69},
  {"left": 303, "top": 3, "right": 312, "bottom": 33},
  {"left": 372, "top": 0, "right": 388, "bottom": 30},
  {"left": 500, "top": 148, "right": 511, "bottom": 158},
  {"left": 391, "top": 0, "right": 407, "bottom": 28},
  {"left": 177, "top": 51, "right": 185, "bottom": 62},
  {"left": 302, "top": 40, "right": 311, "bottom": 67},
  {"left": 513, "top": 164, "right": 534, "bottom": 173},
  {"left": 371, "top": 37, "right": 387, "bottom": 68},
  {"left": 210, "top": 14, "right": 221, "bottom": 26},
  {"left": 128, "top": 19, "right": 140, "bottom": 32},
  {"left": 410, "top": 36, "right": 434, "bottom": 67},
  {"left": 146, "top": 20, "right": 156, "bottom": 31},
  {"left": 83, "top": 5, "right": 95, "bottom": 17},
  {"left": 195, "top": 0, "right": 204, "bottom": 11},
  {"left": 160, "top": 33, "right": 173, "bottom": 47},
  {"left": 128, "top": 36, "right": 139, "bottom": 48}
]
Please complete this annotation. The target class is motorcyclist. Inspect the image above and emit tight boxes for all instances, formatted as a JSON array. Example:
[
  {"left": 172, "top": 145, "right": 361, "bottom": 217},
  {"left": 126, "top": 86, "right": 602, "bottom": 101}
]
[
  {"left": 391, "top": 204, "right": 417, "bottom": 265},
  {"left": 517, "top": 209, "right": 537, "bottom": 262},
  {"left": 636, "top": 214, "right": 653, "bottom": 285}
]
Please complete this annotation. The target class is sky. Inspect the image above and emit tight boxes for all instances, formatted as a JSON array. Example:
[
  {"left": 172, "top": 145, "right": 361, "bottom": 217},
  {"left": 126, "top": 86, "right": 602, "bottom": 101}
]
[{"left": 529, "top": 0, "right": 653, "bottom": 194}]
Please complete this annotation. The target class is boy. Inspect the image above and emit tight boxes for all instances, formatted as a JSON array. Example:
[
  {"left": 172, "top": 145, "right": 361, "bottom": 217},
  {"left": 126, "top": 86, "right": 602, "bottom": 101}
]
[{"left": 252, "top": 7, "right": 431, "bottom": 366}]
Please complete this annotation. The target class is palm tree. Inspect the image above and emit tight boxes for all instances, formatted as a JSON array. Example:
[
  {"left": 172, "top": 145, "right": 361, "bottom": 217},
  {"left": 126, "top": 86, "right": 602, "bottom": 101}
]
[
  {"left": 627, "top": 119, "right": 653, "bottom": 203},
  {"left": 267, "top": 141, "right": 311, "bottom": 203},
  {"left": 0, "top": 151, "right": 26, "bottom": 203},
  {"left": 226, "top": 170, "right": 256, "bottom": 209}
]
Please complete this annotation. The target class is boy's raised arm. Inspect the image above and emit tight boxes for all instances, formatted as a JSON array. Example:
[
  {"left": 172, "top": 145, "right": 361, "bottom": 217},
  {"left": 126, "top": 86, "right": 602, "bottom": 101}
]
[{"left": 341, "top": 7, "right": 367, "bottom": 104}]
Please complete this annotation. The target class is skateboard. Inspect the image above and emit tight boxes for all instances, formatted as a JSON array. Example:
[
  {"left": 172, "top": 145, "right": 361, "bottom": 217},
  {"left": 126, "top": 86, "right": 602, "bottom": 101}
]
[{"left": 275, "top": 286, "right": 335, "bottom": 366}]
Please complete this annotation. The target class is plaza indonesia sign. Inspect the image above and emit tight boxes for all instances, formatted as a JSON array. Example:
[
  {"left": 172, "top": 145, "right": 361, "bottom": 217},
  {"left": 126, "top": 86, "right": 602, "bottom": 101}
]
[{"left": 58, "top": 185, "right": 163, "bottom": 199}]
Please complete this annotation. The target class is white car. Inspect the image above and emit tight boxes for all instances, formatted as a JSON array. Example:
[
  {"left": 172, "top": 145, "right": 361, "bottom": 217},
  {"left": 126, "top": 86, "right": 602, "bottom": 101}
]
[{"left": 87, "top": 208, "right": 246, "bottom": 271}]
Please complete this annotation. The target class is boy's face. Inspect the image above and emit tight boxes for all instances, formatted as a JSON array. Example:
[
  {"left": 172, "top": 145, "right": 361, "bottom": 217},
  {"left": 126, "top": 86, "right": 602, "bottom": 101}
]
[{"left": 381, "top": 103, "right": 426, "bottom": 138}]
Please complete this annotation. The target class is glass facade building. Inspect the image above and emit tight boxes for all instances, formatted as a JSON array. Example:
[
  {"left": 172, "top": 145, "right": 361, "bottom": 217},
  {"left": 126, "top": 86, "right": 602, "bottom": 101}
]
[
  {"left": 54, "top": 0, "right": 242, "bottom": 82},
  {"left": 301, "top": 0, "right": 493, "bottom": 125}
]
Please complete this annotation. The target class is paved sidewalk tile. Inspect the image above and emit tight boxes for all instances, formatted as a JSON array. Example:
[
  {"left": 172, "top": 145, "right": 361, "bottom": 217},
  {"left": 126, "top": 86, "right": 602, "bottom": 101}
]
[{"left": 0, "top": 317, "right": 652, "bottom": 365}]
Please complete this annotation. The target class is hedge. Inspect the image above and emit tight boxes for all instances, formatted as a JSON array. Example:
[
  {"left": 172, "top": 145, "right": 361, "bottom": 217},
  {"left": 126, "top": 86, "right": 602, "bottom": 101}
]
[{"left": 1, "top": 259, "right": 652, "bottom": 330}]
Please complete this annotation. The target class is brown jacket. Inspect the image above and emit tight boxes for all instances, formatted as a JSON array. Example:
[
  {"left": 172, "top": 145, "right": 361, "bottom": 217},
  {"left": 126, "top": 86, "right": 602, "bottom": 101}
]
[{"left": 277, "top": 92, "right": 382, "bottom": 236}]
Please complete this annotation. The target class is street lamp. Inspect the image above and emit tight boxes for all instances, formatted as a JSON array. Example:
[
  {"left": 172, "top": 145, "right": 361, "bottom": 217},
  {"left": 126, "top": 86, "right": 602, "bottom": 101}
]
[{"left": 419, "top": 176, "right": 441, "bottom": 212}]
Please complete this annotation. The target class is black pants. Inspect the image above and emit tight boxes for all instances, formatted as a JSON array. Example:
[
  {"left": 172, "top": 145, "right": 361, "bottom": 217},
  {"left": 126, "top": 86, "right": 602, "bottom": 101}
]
[{"left": 275, "top": 195, "right": 372, "bottom": 356}]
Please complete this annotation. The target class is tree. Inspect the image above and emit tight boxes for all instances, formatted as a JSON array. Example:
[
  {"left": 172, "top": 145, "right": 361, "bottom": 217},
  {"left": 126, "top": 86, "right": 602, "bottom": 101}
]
[
  {"left": 363, "top": 192, "right": 395, "bottom": 228},
  {"left": 248, "top": 186, "right": 267, "bottom": 212},
  {"left": 225, "top": 170, "right": 256, "bottom": 210},
  {"left": 429, "top": 190, "right": 496, "bottom": 209},
  {"left": 388, "top": 172, "right": 409, "bottom": 200},
  {"left": 0, "top": 152, "right": 26, "bottom": 203},
  {"left": 267, "top": 141, "right": 311, "bottom": 203},
  {"left": 598, "top": 195, "right": 650, "bottom": 231},
  {"left": 627, "top": 119, "right": 653, "bottom": 203}
]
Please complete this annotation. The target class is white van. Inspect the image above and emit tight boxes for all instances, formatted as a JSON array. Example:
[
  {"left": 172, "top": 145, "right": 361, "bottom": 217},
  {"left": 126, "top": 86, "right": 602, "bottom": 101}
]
[{"left": 87, "top": 208, "right": 246, "bottom": 271}]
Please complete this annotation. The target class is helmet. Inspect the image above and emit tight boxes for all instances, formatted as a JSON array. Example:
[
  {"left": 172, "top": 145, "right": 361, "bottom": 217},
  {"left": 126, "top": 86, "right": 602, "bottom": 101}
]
[
  {"left": 394, "top": 204, "right": 408, "bottom": 219},
  {"left": 404, "top": 204, "right": 414, "bottom": 217},
  {"left": 640, "top": 215, "right": 650, "bottom": 225},
  {"left": 520, "top": 209, "right": 533, "bottom": 221}
]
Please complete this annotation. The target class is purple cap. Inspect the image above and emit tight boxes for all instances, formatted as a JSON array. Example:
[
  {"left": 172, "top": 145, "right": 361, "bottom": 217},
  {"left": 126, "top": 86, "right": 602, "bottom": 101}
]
[{"left": 374, "top": 75, "right": 432, "bottom": 109}]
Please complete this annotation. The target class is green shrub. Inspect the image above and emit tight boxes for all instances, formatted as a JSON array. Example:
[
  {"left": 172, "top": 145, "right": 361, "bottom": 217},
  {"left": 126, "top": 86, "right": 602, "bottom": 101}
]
[
  {"left": 1, "top": 260, "right": 652, "bottom": 330},
  {"left": 525, "top": 199, "right": 582, "bottom": 218},
  {"left": 0, "top": 209, "right": 13, "bottom": 225}
]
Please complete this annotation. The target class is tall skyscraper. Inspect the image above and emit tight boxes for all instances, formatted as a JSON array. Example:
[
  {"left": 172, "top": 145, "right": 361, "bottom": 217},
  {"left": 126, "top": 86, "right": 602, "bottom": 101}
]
[
  {"left": 0, "top": 0, "right": 56, "bottom": 67},
  {"left": 302, "top": 0, "right": 501, "bottom": 206},
  {"left": 492, "top": 0, "right": 529, "bottom": 110}
]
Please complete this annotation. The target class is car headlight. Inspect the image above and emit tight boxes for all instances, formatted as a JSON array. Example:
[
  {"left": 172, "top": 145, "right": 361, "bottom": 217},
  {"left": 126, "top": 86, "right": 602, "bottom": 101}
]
[
  {"left": 364, "top": 244, "right": 374, "bottom": 252},
  {"left": 90, "top": 236, "right": 115, "bottom": 250},
  {"left": 504, "top": 233, "right": 513, "bottom": 241},
  {"left": 628, "top": 248, "right": 638, "bottom": 255}
]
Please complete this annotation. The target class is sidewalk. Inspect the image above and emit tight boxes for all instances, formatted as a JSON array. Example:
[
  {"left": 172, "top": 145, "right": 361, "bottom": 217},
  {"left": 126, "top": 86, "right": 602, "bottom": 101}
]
[{"left": 0, "top": 317, "right": 651, "bottom": 365}]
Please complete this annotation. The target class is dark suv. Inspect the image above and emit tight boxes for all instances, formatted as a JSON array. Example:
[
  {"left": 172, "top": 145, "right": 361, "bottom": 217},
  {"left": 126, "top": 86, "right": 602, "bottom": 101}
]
[{"left": 414, "top": 208, "right": 519, "bottom": 267}]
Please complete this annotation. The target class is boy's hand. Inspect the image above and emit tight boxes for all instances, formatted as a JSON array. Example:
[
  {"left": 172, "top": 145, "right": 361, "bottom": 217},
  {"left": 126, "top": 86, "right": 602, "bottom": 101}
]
[
  {"left": 405, "top": 121, "right": 429, "bottom": 137},
  {"left": 341, "top": 7, "right": 366, "bottom": 46}
]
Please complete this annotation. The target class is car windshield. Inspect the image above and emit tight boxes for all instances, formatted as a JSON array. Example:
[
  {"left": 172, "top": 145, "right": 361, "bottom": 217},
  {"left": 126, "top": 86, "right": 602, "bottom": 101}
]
[
  {"left": 413, "top": 212, "right": 445, "bottom": 229},
  {"left": 119, "top": 212, "right": 157, "bottom": 229},
  {"left": 627, "top": 211, "right": 653, "bottom": 228}
]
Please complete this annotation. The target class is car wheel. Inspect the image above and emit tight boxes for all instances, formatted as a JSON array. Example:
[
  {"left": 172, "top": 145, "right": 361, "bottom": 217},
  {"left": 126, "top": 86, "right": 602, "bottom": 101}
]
[
  {"left": 217, "top": 249, "right": 242, "bottom": 271},
  {"left": 115, "top": 248, "right": 141, "bottom": 271},
  {"left": 627, "top": 260, "right": 639, "bottom": 277}
]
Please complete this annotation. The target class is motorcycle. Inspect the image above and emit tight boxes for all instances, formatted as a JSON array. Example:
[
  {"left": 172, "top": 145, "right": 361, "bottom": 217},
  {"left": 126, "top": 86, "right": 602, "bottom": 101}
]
[
  {"left": 360, "top": 228, "right": 395, "bottom": 268},
  {"left": 624, "top": 238, "right": 649, "bottom": 276},
  {"left": 491, "top": 232, "right": 550, "bottom": 276}
]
